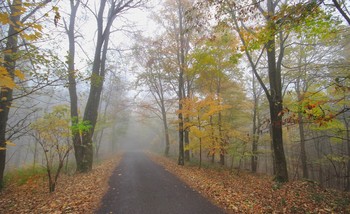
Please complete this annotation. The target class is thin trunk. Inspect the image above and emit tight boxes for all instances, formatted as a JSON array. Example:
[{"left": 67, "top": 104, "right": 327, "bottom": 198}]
[
  {"left": 184, "top": 126, "right": 190, "bottom": 161},
  {"left": 210, "top": 115, "right": 215, "bottom": 164},
  {"left": 296, "top": 41, "right": 308, "bottom": 179},
  {"left": 184, "top": 80, "right": 190, "bottom": 161},
  {"left": 178, "top": 96, "right": 184, "bottom": 165},
  {"left": 219, "top": 111, "right": 225, "bottom": 165},
  {"left": 161, "top": 104, "right": 170, "bottom": 156},
  {"left": 298, "top": 110, "right": 308, "bottom": 179},
  {"left": 177, "top": 0, "right": 185, "bottom": 166},
  {"left": 345, "top": 111, "right": 350, "bottom": 191},
  {"left": 33, "top": 140, "right": 37, "bottom": 170},
  {"left": 66, "top": 0, "right": 83, "bottom": 172},
  {"left": 81, "top": 1, "right": 112, "bottom": 171},
  {"left": 217, "top": 80, "right": 225, "bottom": 166},
  {"left": 197, "top": 114, "right": 202, "bottom": 168},
  {"left": 199, "top": 137, "right": 202, "bottom": 169},
  {"left": 0, "top": 0, "right": 22, "bottom": 189},
  {"left": 252, "top": 103, "right": 259, "bottom": 172}
]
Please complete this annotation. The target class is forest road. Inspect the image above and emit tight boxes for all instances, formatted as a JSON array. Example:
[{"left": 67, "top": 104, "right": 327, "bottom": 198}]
[{"left": 96, "top": 151, "right": 225, "bottom": 214}]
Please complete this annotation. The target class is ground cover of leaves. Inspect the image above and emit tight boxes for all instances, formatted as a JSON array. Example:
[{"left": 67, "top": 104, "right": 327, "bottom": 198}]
[
  {"left": 150, "top": 154, "right": 350, "bottom": 214},
  {"left": 0, "top": 155, "right": 121, "bottom": 214}
]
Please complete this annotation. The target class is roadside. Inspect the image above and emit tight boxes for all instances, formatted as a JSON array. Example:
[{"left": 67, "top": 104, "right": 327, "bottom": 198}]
[
  {"left": 149, "top": 153, "right": 350, "bottom": 213},
  {"left": 0, "top": 155, "right": 121, "bottom": 213}
]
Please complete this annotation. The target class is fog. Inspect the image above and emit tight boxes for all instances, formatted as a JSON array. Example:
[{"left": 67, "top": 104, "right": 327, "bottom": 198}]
[{"left": 116, "top": 114, "right": 161, "bottom": 152}]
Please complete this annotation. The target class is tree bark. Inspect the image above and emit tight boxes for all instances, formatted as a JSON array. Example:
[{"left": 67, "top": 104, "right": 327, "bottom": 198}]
[
  {"left": 65, "top": 0, "right": 84, "bottom": 172},
  {"left": 264, "top": 0, "right": 288, "bottom": 182},
  {"left": 0, "top": 0, "right": 22, "bottom": 189},
  {"left": 161, "top": 102, "right": 170, "bottom": 156},
  {"left": 296, "top": 78, "right": 308, "bottom": 179},
  {"left": 184, "top": 125, "right": 190, "bottom": 161},
  {"left": 266, "top": 37, "right": 288, "bottom": 182},
  {"left": 177, "top": 0, "right": 185, "bottom": 166},
  {"left": 344, "top": 108, "right": 350, "bottom": 191},
  {"left": 79, "top": 0, "right": 136, "bottom": 171},
  {"left": 251, "top": 80, "right": 260, "bottom": 172}
]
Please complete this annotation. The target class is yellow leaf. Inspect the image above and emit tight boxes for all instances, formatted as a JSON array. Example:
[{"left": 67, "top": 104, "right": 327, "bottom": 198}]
[
  {"left": 0, "top": 13, "right": 9, "bottom": 25},
  {"left": 5, "top": 141, "right": 16, "bottom": 146},
  {"left": 0, "top": 147, "right": 6, "bottom": 151},
  {"left": 22, "top": 33, "right": 37, "bottom": 41},
  {"left": 14, "top": 69, "right": 25, "bottom": 80},
  {"left": 33, "top": 23, "right": 43, "bottom": 31},
  {"left": 0, "top": 67, "right": 16, "bottom": 89}
]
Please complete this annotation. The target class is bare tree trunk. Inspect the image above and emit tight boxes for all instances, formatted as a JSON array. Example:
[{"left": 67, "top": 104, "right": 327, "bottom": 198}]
[
  {"left": 184, "top": 126, "right": 190, "bottom": 161},
  {"left": 251, "top": 95, "right": 259, "bottom": 172},
  {"left": 295, "top": 40, "right": 309, "bottom": 179},
  {"left": 344, "top": 110, "right": 350, "bottom": 191},
  {"left": 219, "top": 111, "right": 225, "bottom": 166},
  {"left": 161, "top": 104, "right": 170, "bottom": 156},
  {"left": 177, "top": 0, "right": 185, "bottom": 166},
  {"left": 217, "top": 80, "right": 225, "bottom": 166},
  {"left": 65, "top": 0, "right": 83, "bottom": 172},
  {"left": 298, "top": 111, "right": 308, "bottom": 178}
]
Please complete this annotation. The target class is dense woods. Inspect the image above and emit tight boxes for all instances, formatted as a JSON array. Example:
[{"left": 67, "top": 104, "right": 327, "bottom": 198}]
[
  {"left": 0, "top": 0, "right": 349, "bottom": 209},
  {"left": 134, "top": 0, "right": 350, "bottom": 190}
]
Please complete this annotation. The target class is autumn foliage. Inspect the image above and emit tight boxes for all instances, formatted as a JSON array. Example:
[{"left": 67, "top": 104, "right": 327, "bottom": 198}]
[
  {"left": 0, "top": 155, "right": 121, "bottom": 213},
  {"left": 151, "top": 154, "right": 350, "bottom": 213}
]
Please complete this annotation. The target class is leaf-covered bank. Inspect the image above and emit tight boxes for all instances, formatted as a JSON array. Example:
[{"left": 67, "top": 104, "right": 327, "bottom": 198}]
[
  {"left": 149, "top": 154, "right": 350, "bottom": 213},
  {"left": 0, "top": 155, "right": 121, "bottom": 213}
]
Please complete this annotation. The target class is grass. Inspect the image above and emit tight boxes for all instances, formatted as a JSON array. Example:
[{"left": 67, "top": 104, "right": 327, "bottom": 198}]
[
  {"left": 4, "top": 165, "right": 47, "bottom": 186},
  {"left": 4, "top": 160, "right": 78, "bottom": 187}
]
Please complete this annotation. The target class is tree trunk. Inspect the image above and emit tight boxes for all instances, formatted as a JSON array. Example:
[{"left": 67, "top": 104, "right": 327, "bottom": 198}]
[
  {"left": 161, "top": 105, "right": 170, "bottom": 156},
  {"left": 266, "top": 36, "right": 288, "bottom": 182},
  {"left": 298, "top": 111, "right": 308, "bottom": 179},
  {"left": 65, "top": 0, "right": 84, "bottom": 172},
  {"left": 0, "top": 0, "right": 22, "bottom": 189},
  {"left": 295, "top": 40, "right": 309, "bottom": 179},
  {"left": 80, "top": 0, "right": 114, "bottom": 171},
  {"left": 268, "top": 98, "right": 288, "bottom": 182},
  {"left": 252, "top": 104, "right": 259, "bottom": 172},
  {"left": 184, "top": 126, "right": 190, "bottom": 161},
  {"left": 251, "top": 72, "right": 260, "bottom": 173},
  {"left": 344, "top": 112, "right": 350, "bottom": 191},
  {"left": 219, "top": 111, "right": 225, "bottom": 166},
  {"left": 265, "top": 0, "right": 288, "bottom": 182},
  {"left": 177, "top": 0, "right": 185, "bottom": 166}
]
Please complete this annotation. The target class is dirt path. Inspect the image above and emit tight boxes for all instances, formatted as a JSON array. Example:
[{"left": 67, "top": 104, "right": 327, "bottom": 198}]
[{"left": 96, "top": 152, "right": 224, "bottom": 214}]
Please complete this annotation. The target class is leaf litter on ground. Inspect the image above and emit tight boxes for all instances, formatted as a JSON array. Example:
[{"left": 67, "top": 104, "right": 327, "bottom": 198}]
[
  {"left": 149, "top": 153, "right": 350, "bottom": 214},
  {"left": 0, "top": 155, "right": 121, "bottom": 214}
]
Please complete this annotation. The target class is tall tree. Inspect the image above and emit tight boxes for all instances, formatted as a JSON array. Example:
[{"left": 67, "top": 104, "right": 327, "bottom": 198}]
[
  {"left": 64, "top": 0, "right": 83, "bottom": 172},
  {"left": 0, "top": 0, "right": 52, "bottom": 189},
  {"left": 79, "top": 0, "right": 144, "bottom": 171},
  {"left": 135, "top": 37, "right": 174, "bottom": 156},
  {"left": 206, "top": 0, "right": 330, "bottom": 182},
  {"left": 176, "top": 0, "right": 186, "bottom": 165},
  {"left": 189, "top": 26, "right": 240, "bottom": 165}
]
